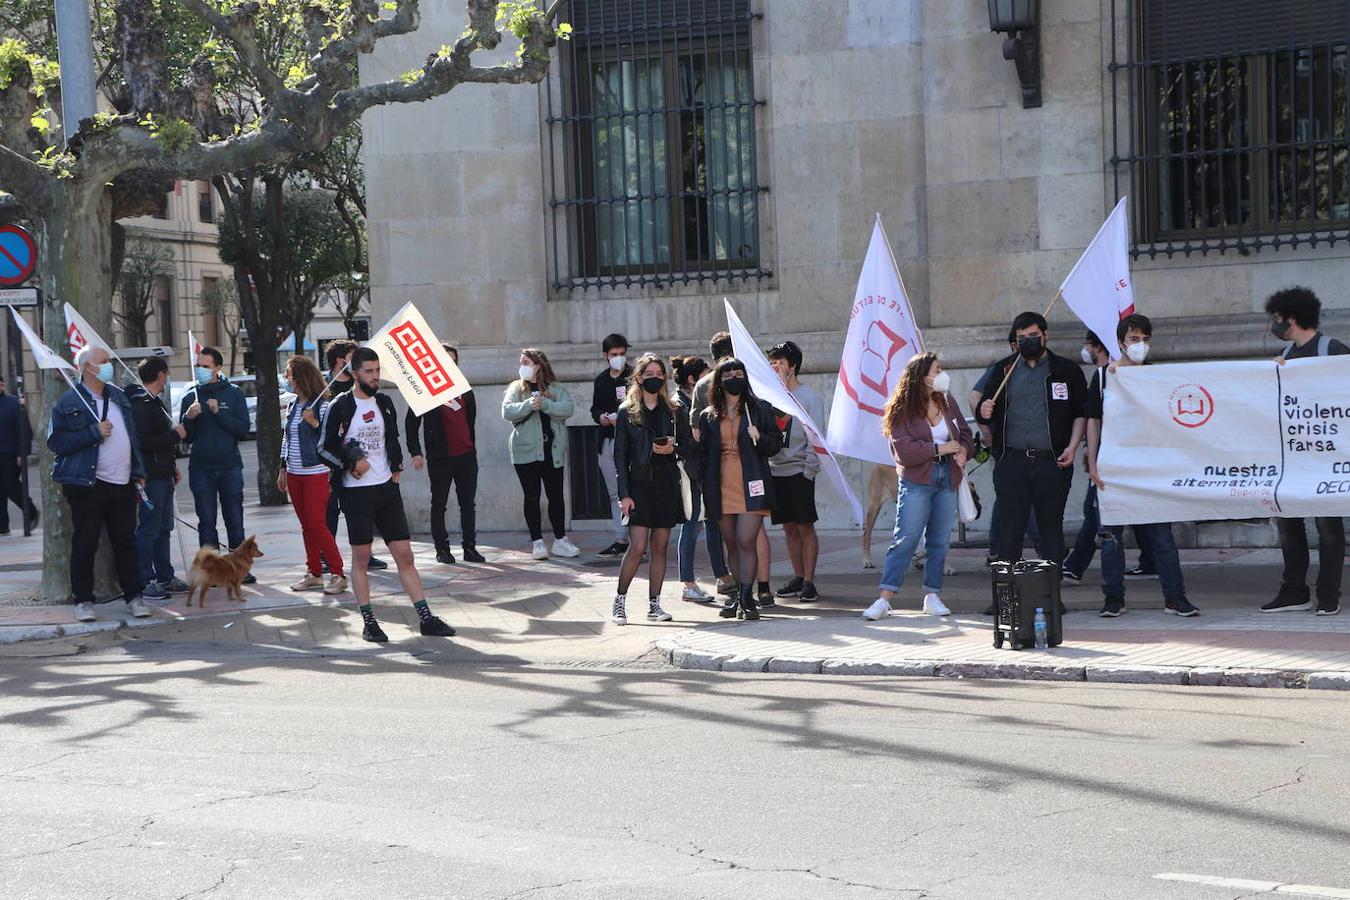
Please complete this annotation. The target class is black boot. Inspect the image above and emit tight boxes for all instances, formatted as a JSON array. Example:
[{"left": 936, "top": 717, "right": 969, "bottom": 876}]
[
  {"left": 738, "top": 583, "right": 759, "bottom": 621},
  {"left": 719, "top": 584, "right": 740, "bottom": 618}
]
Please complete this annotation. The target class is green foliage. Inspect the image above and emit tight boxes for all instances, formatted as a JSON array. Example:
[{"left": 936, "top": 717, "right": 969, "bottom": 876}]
[
  {"left": 138, "top": 115, "right": 197, "bottom": 153},
  {"left": 217, "top": 184, "right": 358, "bottom": 298}
]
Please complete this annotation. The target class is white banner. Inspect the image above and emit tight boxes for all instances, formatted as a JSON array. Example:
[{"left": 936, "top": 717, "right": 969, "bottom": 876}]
[
  {"left": 725, "top": 300, "right": 864, "bottom": 525},
  {"left": 63, "top": 302, "right": 111, "bottom": 356},
  {"left": 1098, "top": 357, "right": 1350, "bottom": 525},
  {"left": 10, "top": 307, "right": 74, "bottom": 371},
  {"left": 1058, "top": 197, "right": 1135, "bottom": 361},
  {"left": 366, "top": 301, "right": 470, "bottom": 416},
  {"left": 829, "top": 215, "right": 925, "bottom": 466}
]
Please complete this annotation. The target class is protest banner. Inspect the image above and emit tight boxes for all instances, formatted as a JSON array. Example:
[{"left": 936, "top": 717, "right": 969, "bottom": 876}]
[
  {"left": 1097, "top": 356, "right": 1350, "bottom": 525},
  {"left": 1058, "top": 197, "right": 1135, "bottom": 362},
  {"left": 366, "top": 301, "right": 469, "bottom": 416},
  {"left": 725, "top": 300, "right": 863, "bottom": 525}
]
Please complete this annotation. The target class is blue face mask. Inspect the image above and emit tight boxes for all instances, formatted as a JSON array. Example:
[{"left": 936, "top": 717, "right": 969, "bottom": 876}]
[
  {"left": 194, "top": 367, "right": 213, "bottom": 385},
  {"left": 283, "top": 377, "right": 294, "bottom": 394},
  {"left": 96, "top": 362, "right": 114, "bottom": 383}
]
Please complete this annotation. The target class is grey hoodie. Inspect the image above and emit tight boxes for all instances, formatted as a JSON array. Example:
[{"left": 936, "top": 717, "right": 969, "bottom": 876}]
[{"left": 769, "top": 382, "right": 825, "bottom": 480}]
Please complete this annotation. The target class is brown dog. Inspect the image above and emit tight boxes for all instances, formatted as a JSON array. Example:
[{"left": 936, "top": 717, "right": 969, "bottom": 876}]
[
  {"left": 185, "top": 537, "right": 264, "bottom": 607},
  {"left": 861, "top": 464, "right": 954, "bottom": 575}
]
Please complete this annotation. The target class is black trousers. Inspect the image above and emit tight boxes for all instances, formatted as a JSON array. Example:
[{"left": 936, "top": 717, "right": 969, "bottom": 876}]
[
  {"left": 1276, "top": 516, "right": 1345, "bottom": 602},
  {"left": 62, "top": 480, "right": 142, "bottom": 603},
  {"left": 993, "top": 452, "right": 1072, "bottom": 565},
  {"left": 326, "top": 488, "right": 342, "bottom": 537},
  {"left": 429, "top": 452, "right": 478, "bottom": 551},
  {"left": 0, "top": 457, "right": 36, "bottom": 531},
  {"left": 514, "top": 461, "right": 566, "bottom": 541}
]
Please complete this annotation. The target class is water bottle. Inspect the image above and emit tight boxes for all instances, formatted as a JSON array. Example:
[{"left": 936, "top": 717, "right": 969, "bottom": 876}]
[{"left": 1033, "top": 608, "right": 1048, "bottom": 650}]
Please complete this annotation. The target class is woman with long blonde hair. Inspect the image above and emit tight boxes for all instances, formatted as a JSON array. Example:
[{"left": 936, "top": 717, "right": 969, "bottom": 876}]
[
  {"left": 864, "top": 352, "right": 973, "bottom": 620},
  {"left": 502, "top": 348, "right": 579, "bottom": 559},
  {"left": 607, "top": 353, "right": 685, "bottom": 624}
]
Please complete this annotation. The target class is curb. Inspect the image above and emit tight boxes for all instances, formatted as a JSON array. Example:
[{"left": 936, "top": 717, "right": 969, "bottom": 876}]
[{"left": 653, "top": 641, "right": 1350, "bottom": 692}]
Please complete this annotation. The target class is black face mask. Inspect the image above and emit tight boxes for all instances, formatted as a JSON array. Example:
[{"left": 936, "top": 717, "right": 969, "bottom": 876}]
[
  {"left": 722, "top": 377, "right": 746, "bottom": 397},
  {"left": 1017, "top": 335, "right": 1044, "bottom": 360},
  {"left": 641, "top": 376, "right": 665, "bottom": 395},
  {"left": 1271, "top": 319, "right": 1292, "bottom": 340}
]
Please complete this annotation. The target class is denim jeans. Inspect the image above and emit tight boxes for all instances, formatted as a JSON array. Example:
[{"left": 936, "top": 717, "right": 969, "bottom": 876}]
[
  {"left": 1063, "top": 483, "right": 1099, "bottom": 576},
  {"left": 677, "top": 487, "right": 729, "bottom": 582},
  {"left": 879, "top": 459, "right": 958, "bottom": 594},
  {"left": 135, "top": 476, "right": 177, "bottom": 587},
  {"left": 189, "top": 465, "right": 245, "bottom": 550},
  {"left": 1101, "top": 521, "right": 1185, "bottom": 601}
]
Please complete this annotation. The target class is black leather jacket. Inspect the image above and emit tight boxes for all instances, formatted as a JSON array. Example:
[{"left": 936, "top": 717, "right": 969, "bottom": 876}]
[
  {"left": 694, "top": 397, "right": 783, "bottom": 518},
  {"left": 613, "top": 402, "right": 679, "bottom": 499}
]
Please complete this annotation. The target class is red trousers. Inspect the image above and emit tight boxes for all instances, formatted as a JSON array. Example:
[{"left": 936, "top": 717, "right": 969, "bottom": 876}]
[{"left": 288, "top": 472, "right": 345, "bottom": 577}]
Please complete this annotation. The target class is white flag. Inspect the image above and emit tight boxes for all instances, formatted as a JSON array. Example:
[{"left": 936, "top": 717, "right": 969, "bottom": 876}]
[
  {"left": 828, "top": 215, "right": 925, "bottom": 467},
  {"left": 63, "top": 302, "right": 112, "bottom": 356},
  {"left": 1058, "top": 196, "right": 1136, "bottom": 362},
  {"left": 10, "top": 307, "right": 75, "bottom": 371},
  {"left": 367, "top": 301, "right": 470, "bottom": 416},
  {"left": 188, "top": 331, "right": 203, "bottom": 358},
  {"left": 725, "top": 300, "right": 863, "bottom": 525}
]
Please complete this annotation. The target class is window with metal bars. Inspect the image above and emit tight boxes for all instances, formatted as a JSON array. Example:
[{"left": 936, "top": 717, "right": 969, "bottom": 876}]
[
  {"left": 545, "top": 0, "right": 769, "bottom": 291},
  {"left": 1109, "top": 0, "right": 1350, "bottom": 257}
]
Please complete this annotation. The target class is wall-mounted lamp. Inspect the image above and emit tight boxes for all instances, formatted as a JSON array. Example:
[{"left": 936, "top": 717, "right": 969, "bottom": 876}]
[{"left": 988, "top": 0, "right": 1042, "bottom": 109}]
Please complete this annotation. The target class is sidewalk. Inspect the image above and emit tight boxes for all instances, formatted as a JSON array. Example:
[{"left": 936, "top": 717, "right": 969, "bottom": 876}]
[{"left": 2, "top": 513, "right": 1348, "bottom": 691}]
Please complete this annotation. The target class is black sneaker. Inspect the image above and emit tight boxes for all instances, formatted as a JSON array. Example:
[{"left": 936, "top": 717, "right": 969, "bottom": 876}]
[
  {"left": 757, "top": 590, "right": 775, "bottom": 609},
  {"left": 362, "top": 621, "right": 389, "bottom": 643},
  {"left": 1098, "top": 597, "right": 1125, "bottom": 617},
  {"left": 1166, "top": 597, "right": 1200, "bottom": 617},
  {"left": 598, "top": 541, "right": 628, "bottom": 557},
  {"left": 462, "top": 546, "right": 487, "bottom": 564},
  {"left": 368, "top": 557, "right": 389, "bottom": 570},
  {"left": 799, "top": 581, "right": 818, "bottom": 603},
  {"left": 141, "top": 581, "right": 170, "bottom": 601},
  {"left": 435, "top": 548, "right": 456, "bottom": 564},
  {"left": 1260, "top": 593, "right": 1313, "bottom": 613},
  {"left": 1062, "top": 567, "right": 1083, "bottom": 584},
  {"left": 242, "top": 573, "right": 257, "bottom": 585},
  {"left": 420, "top": 615, "right": 456, "bottom": 637},
  {"left": 775, "top": 577, "right": 803, "bottom": 598},
  {"left": 716, "top": 578, "right": 736, "bottom": 597},
  {"left": 1124, "top": 566, "right": 1156, "bottom": 581},
  {"left": 1316, "top": 597, "right": 1341, "bottom": 616}
]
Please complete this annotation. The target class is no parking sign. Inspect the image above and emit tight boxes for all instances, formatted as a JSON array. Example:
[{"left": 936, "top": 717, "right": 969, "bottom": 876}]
[{"left": 0, "top": 225, "right": 37, "bottom": 287}]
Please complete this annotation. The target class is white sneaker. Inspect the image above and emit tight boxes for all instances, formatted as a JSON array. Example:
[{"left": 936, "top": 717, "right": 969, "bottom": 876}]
[
  {"left": 862, "top": 598, "right": 891, "bottom": 621},
  {"left": 75, "top": 601, "right": 96, "bottom": 622},
  {"left": 611, "top": 595, "right": 627, "bottom": 625},
  {"left": 647, "top": 600, "right": 673, "bottom": 622},
  {"left": 290, "top": 573, "right": 324, "bottom": 592},
  {"left": 531, "top": 539, "right": 549, "bottom": 560},
  {"left": 922, "top": 592, "right": 951, "bottom": 616},
  {"left": 681, "top": 584, "right": 713, "bottom": 602},
  {"left": 551, "top": 537, "right": 580, "bottom": 558},
  {"left": 127, "top": 598, "right": 152, "bottom": 618},
  {"left": 324, "top": 574, "right": 348, "bottom": 595}
]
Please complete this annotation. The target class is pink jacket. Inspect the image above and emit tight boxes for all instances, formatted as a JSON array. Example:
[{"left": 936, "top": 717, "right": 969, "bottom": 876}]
[{"left": 887, "top": 393, "right": 975, "bottom": 489}]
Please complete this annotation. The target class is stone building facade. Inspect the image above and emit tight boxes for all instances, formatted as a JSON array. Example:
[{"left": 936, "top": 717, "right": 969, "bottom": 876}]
[{"left": 361, "top": 0, "right": 1350, "bottom": 544}]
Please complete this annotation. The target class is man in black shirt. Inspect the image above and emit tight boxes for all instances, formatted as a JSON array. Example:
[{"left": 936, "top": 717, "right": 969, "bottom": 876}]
[
  {"left": 1263, "top": 286, "right": 1346, "bottom": 615},
  {"left": 591, "top": 333, "right": 632, "bottom": 556}
]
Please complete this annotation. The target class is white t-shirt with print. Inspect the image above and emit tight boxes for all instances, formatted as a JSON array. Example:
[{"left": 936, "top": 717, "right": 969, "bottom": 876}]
[{"left": 342, "top": 395, "right": 392, "bottom": 488}]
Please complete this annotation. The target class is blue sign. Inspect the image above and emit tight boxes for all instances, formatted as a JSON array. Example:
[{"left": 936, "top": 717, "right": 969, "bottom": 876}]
[{"left": 0, "top": 225, "right": 37, "bottom": 287}]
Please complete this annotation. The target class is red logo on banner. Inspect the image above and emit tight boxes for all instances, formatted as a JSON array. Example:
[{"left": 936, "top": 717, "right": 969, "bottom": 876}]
[
  {"left": 1169, "top": 383, "right": 1215, "bottom": 429},
  {"left": 839, "top": 318, "right": 909, "bottom": 416},
  {"left": 390, "top": 321, "right": 454, "bottom": 394},
  {"left": 68, "top": 323, "right": 87, "bottom": 353}
]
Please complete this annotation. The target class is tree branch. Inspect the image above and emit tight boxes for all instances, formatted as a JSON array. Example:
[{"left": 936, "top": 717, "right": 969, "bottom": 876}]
[
  {"left": 176, "top": 0, "right": 305, "bottom": 121},
  {"left": 0, "top": 143, "right": 50, "bottom": 209}
]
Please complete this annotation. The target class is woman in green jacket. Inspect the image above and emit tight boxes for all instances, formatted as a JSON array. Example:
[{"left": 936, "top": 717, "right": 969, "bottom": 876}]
[{"left": 502, "top": 348, "right": 579, "bottom": 560}]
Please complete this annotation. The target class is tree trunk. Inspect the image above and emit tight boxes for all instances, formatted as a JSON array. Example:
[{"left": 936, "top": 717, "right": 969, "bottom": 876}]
[{"left": 35, "top": 185, "right": 120, "bottom": 604}]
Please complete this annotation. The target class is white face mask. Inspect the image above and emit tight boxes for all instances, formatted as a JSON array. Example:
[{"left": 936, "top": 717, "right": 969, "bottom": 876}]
[
  {"left": 518, "top": 364, "right": 536, "bottom": 382},
  {"left": 928, "top": 371, "right": 951, "bottom": 393},
  {"left": 1080, "top": 347, "right": 1095, "bottom": 365},
  {"left": 608, "top": 354, "right": 626, "bottom": 371},
  {"left": 1125, "top": 342, "right": 1150, "bottom": 364}
]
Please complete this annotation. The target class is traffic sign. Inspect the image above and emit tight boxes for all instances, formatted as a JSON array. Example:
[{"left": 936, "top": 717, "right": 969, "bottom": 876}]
[
  {"left": 0, "top": 225, "right": 37, "bottom": 287},
  {"left": 0, "top": 287, "right": 38, "bottom": 307}
]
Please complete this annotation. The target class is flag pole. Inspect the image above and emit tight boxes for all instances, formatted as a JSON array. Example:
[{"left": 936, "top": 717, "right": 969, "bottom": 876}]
[{"left": 988, "top": 289, "right": 1064, "bottom": 404}]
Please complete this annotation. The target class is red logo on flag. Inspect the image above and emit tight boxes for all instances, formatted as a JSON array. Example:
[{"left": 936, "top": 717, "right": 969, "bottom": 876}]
[
  {"left": 839, "top": 318, "right": 908, "bottom": 416},
  {"left": 390, "top": 321, "right": 454, "bottom": 394},
  {"left": 68, "top": 323, "right": 87, "bottom": 352},
  {"left": 1168, "top": 383, "right": 1215, "bottom": 429}
]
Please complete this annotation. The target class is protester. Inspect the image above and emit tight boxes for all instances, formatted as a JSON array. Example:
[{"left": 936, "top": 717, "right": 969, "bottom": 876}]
[
  {"left": 324, "top": 339, "right": 387, "bottom": 570},
  {"left": 408, "top": 344, "right": 484, "bottom": 564},
  {"left": 693, "top": 358, "right": 782, "bottom": 620},
  {"left": 1264, "top": 286, "right": 1347, "bottom": 615},
  {"left": 278, "top": 356, "right": 347, "bottom": 596},
  {"left": 673, "top": 356, "right": 732, "bottom": 601},
  {"left": 689, "top": 332, "right": 740, "bottom": 600},
  {"left": 49, "top": 347, "right": 149, "bottom": 621},
  {"left": 767, "top": 341, "right": 825, "bottom": 604},
  {"left": 319, "top": 348, "right": 455, "bottom": 642},
  {"left": 591, "top": 333, "right": 633, "bottom": 557},
  {"left": 1061, "top": 331, "right": 1110, "bottom": 583},
  {"left": 609, "top": 354, "right": 684, "bottom": 625},
  {"left": 503, "top": 348, "right": 580, "bottom": 561},
  {"left": 864, "top": 353, "right": 973, "bottom": 620},
  {"left": 1085, "top": 315, "right": 1198, "bottom": 617},
  {"left": 0, "top": 372, "right": 38, "bottom": 535},
  {"left": 179, "top": 347, "right": 252, "bottom": 583},
  {"left": 127, "top": 358, "right": 189, "bottom": 601}
]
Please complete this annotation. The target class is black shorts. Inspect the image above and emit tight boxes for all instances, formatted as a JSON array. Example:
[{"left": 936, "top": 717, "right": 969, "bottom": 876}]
[
  {"left": 770, "top": 473, "right": 818, "bottom": 525},
  {"left": 341, "top": 481, "right": 411, "bottom": 546}
]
